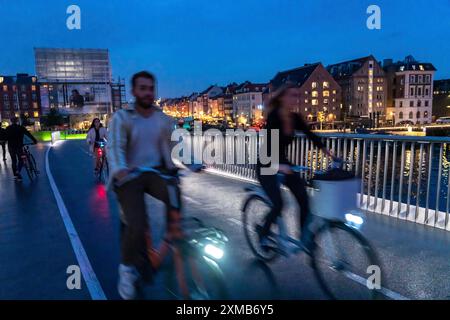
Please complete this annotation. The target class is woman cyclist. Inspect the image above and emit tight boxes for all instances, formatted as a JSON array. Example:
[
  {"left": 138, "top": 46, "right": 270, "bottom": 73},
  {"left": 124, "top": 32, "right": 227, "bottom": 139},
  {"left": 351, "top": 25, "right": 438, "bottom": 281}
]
[
  {"left": 257, "top": 83, "right": 335, "bottom": 253},
  {"left": 86, "top": 118, "right": 108, "bottom": 174}
]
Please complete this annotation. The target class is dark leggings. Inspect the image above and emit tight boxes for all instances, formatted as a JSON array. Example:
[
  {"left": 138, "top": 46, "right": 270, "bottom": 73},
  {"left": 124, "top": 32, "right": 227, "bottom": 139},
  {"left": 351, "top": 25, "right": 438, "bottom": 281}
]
[
  {"left": 0, "top": 141, "right": 6, "bottom": 160},
  {"left": 8, "top": 146, "right": 24, "bottom": 175},
  {"left": 114, "top": 171, "right": 181, "bottom": 280},
  {"left": 257, "top": 165, "right": 311, "bottom": 237}
]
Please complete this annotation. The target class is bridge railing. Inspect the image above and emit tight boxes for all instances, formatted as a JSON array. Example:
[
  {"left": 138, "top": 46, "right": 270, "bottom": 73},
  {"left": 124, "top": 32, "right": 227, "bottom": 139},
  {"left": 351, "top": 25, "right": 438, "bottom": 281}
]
[{"left": 188, "top": 132, "right": 450, "bottom": 231}]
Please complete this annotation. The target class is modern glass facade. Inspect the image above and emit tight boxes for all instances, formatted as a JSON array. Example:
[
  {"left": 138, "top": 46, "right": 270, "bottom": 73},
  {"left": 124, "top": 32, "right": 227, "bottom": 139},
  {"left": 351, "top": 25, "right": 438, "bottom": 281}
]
[
  {"left": 34, "top": 48, "right": 111, "bottom": 83},
  {"left": 34, "top": 48, "right": 115, "bottom": 122}
]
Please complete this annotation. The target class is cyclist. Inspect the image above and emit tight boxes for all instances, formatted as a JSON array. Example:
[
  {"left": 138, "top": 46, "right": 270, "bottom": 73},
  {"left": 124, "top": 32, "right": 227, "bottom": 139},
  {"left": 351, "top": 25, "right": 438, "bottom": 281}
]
[
  {"left": 257, "top": 83, "right": 335, "bottom": 254},
  {"left": 86, "top": 118, "right": 108, "bottom": 174},
  {"left": 0, "top": 125, "right": 7, "bottom": 161},
  {"left": 107, "top": 71, "right": 180, "bottom": 300},
  {"left": 5, "top": 117, "right": 38, "bottom": 181}
]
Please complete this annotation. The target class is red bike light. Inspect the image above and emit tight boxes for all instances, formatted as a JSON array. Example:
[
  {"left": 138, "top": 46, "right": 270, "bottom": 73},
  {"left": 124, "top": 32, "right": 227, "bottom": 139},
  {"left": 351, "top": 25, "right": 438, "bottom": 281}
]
[{"left": 97, "top": 148, "right": 102, "bottom": 156}]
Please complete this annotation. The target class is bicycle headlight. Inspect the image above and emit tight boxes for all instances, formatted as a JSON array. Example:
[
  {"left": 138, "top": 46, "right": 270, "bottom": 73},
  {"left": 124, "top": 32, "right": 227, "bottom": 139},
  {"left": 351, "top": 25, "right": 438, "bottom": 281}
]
[
  {"left": 345, "top": 213, "right": 364, "bottom": 228},
  {"left": 204, "top": 244, "right": 224, "bottom": 260}
]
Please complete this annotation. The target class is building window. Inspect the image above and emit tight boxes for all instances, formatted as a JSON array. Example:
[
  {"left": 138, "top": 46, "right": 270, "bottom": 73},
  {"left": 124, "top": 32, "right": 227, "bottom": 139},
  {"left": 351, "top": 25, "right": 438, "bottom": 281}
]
[
  {"left": 410, "top": 87, "right": 415, "bottom": 96},
  {"left": 409, "top": 111, "right": 413, "bottom": 119},
  {"left": 425, "top": 75, "right": 431, "bottom": 83},
  {"left": 417, "top": 87, "right": 422, "bottom": 96},
  {"left": 323, "top": 90, "right": 329, "bottom": 97},
  {"left": 31, "top": 85, "right": 36, "bottom": 91},
  {"left": 418, "top": 75, "right": 423, "bottom": 83},
  {"left": 417, "top": 111, "right": 421, "bottom": 119},
  {"left": 312, "top": 91, "right": 318, "bottom": 98},
  {"left": 304, "top": 99, "right": 309, "bottom": 103},
  {"left": 312, "top": 82, "right": 317, "bottom": 89},
  {"left": 410, "top": 101, "right": 414, "bottom": 107},
  {"left": 399, "top": 101, "right": 403, "bottom": 108},
  {"left": 425, "top": 101, "right": 429, "bottom": 107},
  {"left": 399, "top": 112, "right": 403, "bottom": 119},
  {"left": 357, "top": 86, "right": 363, "bottom": 92},
  {"left": 33, "top": 102, "right": 38, "bottom": 109},
  {"left": 323, "top": 81, "right": 329, "bottom": 89},
  {"left": 3, "top": 85, "right": 7, "bottom": 91},
  {"left": 332, "top": 90, "right": 336, "bottom": 94},
  {"left": 410, "top": 75, "right": 415, "bottom": 83},
  {"left": 312, "top": 99, "right": 318, "bottom": 106},
  {"left": 33, "top": 111, "right": 39, "bottom": 118},
  {"left": 425, "top": 88, "right": 429, "bottom": 96},
  {"left": 305, "top": 91, "right": 309, "bottom": 95},
  {"left": 424, "top": 111, "right": 429, "bottom": 117},
  {"left": 418, "top": 100, "right": 421, "bottom": 107},
  {"left": 324, "top": 99, "right": 329, "bottom": 104}
]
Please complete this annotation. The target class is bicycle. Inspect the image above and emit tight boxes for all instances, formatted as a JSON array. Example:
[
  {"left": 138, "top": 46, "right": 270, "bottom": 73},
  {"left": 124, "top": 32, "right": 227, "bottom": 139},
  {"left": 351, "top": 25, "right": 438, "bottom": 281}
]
[
  {"left": 242, "top": 163, "right": 382, "bottom": 300},
  {"left": 94, "top": 140, "right": 109, "bottom": 183},
  {"left": 115, "top": 166, "right": 229, "bottom": 300},
  {"left": 21, "top": 144, "right": 39, "bottom": 180}
]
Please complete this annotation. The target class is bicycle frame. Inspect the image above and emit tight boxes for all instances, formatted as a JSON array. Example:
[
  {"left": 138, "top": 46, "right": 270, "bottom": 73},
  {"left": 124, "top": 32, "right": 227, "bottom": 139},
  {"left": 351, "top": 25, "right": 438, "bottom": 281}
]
[{"left": 119, "top": 167, "right": 212, "bottom": 299}]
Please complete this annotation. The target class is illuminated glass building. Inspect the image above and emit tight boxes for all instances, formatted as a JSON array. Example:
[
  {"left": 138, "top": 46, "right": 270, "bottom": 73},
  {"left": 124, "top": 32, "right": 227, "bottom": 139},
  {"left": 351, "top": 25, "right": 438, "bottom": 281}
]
[
  {"left": 34, "top": 48, "right": 121, "bottom": 129},
  {"left": 35, "top": 48, "right": 111, "bottom": 83}
]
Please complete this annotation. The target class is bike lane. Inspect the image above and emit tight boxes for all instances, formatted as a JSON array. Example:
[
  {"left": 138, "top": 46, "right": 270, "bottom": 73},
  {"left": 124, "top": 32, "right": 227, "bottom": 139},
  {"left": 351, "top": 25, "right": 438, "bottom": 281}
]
[
  {"left": 0, "top": 143, "right": 90, "bottom": 299},
  {"left": 47, "top": 140, "right": 327, "bottom": 300}
]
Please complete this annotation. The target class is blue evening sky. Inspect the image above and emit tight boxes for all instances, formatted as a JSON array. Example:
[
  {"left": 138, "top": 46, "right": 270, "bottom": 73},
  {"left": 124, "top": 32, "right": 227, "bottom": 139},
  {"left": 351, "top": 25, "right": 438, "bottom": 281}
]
[{"left": 0, "top": 0, "right": 449, "bottom": 99}]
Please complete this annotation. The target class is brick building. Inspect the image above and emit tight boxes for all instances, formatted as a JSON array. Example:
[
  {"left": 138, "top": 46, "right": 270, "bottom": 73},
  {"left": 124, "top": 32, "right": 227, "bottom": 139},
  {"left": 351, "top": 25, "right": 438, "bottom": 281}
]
[
  {"left": 267, "top": 63, "right": 341, "bottom": 122},
  {"left": 0, "top": 74, "right": 41, "bottom": 126},
  {"left": 327, "top": 55, "right": 386, "bottom": 125}
]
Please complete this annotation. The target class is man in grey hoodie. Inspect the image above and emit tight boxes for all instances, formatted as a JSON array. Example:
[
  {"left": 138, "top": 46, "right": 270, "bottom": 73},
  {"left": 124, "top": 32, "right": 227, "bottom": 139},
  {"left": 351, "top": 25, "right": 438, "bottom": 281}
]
[{"left": 107, "top": 71, "right": 178, "bottom": 300}]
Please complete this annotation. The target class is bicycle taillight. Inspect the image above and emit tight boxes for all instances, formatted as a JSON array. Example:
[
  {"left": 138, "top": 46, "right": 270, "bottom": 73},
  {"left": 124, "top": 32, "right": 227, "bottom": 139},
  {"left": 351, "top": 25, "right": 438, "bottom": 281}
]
[{"left": 97, "top": 148, "right": 103, "bottom": 156}]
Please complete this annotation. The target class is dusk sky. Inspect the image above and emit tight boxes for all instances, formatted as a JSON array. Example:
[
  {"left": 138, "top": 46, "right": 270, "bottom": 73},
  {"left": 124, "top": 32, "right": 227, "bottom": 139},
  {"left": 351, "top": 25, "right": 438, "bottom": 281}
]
[{"left": 0, "top": 0, "right": 449, "bottom": 99}]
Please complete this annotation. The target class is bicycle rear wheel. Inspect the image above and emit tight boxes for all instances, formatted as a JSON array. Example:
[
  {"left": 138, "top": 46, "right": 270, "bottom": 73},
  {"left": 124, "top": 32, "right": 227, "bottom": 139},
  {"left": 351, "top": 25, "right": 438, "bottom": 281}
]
[
  {"left": 242, "top": 195, "right": 279, "bottom": 262},
  {"left": 166, "top": 247, "right": 228, "bottom": 300},
  {"left": 310, "top": 220, "right": 382, "bottom": 300}
]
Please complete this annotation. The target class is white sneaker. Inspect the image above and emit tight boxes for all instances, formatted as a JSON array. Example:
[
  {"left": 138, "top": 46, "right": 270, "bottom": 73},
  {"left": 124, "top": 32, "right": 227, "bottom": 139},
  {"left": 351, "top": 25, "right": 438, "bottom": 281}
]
[{"left": 118, "top": 264, "right": 140, "bottom": 300}]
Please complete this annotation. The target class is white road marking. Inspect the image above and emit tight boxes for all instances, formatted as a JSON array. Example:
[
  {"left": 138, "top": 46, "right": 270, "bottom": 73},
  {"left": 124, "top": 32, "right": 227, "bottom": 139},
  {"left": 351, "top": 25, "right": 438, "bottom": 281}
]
[
  {"left": 183, "top": 195, "right": 202, "bottom": 205},
  {"left": 341, "top": 270, "right": 409, "bottom": 300},
  {"left": 45, "top": 142, "right": 106, "bottom": 300}
]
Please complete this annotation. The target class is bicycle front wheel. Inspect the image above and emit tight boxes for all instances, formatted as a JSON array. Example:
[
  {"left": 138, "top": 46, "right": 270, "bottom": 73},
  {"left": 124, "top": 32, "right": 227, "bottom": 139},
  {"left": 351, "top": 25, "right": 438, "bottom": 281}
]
[
  {"left": 28, "top": 153, "right": 38, "bottom": 177},
  {"left": 23, "top": 158, "right": 33, "bottom": 180},
  {"left": 166, "top": 248, "right": 228, "bottom": 300},
  {"left": 101, "top": 157, "right": 109, "bottom": 183},
  {"left": 310, "top": 220, "right": 382, "bottom": 300}
]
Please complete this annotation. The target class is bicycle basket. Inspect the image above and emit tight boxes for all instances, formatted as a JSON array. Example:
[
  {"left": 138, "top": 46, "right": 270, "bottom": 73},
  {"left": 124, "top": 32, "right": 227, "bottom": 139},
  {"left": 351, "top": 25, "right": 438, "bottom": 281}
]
[{"left": 308, "top": 169, "right": 361, "bottom": 221}]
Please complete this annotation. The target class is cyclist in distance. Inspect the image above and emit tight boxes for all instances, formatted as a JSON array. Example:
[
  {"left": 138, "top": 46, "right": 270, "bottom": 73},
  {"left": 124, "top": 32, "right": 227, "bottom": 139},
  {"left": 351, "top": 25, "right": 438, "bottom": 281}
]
[
  {"left": 5, "top": 117, "right": 37, "bottom": 181},
  {"left": 107, "top": 71, "right": 180, "bottom": 300},
  {"left": 86, "top": 118, "right": 108, "bottom": 174},
  {"left": 257, "top": 83, "right": 335, "bottom": 253},
  {"left": 0, "top": 125, "right": 7, "bottom": 161}
]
